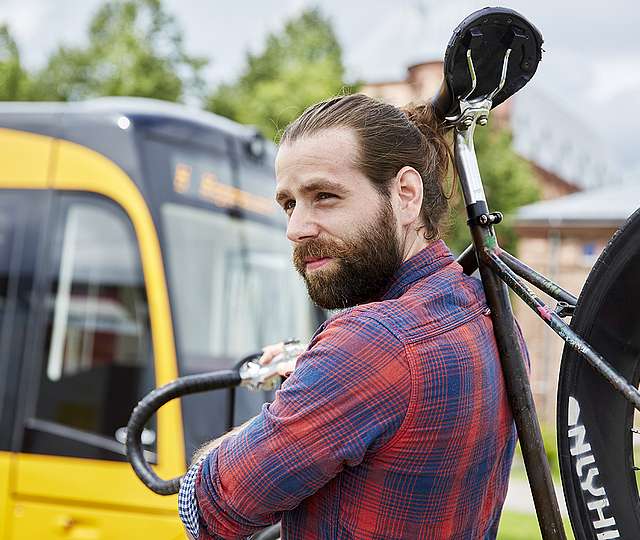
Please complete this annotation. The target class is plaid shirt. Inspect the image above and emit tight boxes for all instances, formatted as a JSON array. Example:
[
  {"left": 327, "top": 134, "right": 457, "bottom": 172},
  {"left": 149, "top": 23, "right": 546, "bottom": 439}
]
[{"left": 180, "top": 240, "right": 521, "bottom": 539}]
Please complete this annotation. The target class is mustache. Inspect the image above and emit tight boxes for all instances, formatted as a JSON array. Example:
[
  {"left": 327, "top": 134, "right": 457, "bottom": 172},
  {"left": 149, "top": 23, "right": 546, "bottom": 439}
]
[{"left": 292, "top": 238, "right": 352, "bottom": 269}]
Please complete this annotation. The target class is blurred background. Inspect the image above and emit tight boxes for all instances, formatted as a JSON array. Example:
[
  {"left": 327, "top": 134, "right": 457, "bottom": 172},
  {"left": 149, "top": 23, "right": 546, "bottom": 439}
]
[{"left": 1, "top": 0, "right": 638, "bottom": 538}]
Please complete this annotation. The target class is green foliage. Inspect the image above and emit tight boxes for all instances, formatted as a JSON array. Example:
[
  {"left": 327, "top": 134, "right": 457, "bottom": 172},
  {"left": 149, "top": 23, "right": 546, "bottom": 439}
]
[
  {"left": 206, "top": 8, "right": 356, "bottom": 140},
  {"left": 443, "top": 125, "right": 540, "bottom": 255},
  {"left": 0, "top": 24, "right": 29, "bottom": 100},
  {"left": 540, "top": 424, "right": 561, "bottom": 482},
  {"left": 27, "top": 0, "right": 207, "bottom": 102},
  {"left": 513, "top": 425, "right": 561, "bottom": 483}
]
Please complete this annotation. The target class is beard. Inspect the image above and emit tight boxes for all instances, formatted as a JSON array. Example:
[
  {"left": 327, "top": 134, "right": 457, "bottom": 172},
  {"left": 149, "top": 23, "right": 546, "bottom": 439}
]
[{"left": 292, "top": 200, "right": 403, "bottom": 309}]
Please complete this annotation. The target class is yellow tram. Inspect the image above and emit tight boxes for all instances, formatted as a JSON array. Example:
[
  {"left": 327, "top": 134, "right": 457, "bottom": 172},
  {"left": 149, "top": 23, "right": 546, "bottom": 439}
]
[{"left": 0, "top": 98, "right": 318, "bottom": 539}]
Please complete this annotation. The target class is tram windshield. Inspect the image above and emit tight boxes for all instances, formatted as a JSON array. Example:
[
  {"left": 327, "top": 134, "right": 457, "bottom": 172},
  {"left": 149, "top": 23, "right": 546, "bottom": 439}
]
[{"left": 161, "top": 203, "right": 317, "bottom": 374}]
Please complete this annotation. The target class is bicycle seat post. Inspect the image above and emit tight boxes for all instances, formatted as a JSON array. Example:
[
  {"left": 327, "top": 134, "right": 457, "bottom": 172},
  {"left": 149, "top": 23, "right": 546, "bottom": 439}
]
[{"left": 451, "top": 47, "right": 567, "bottom": 540}]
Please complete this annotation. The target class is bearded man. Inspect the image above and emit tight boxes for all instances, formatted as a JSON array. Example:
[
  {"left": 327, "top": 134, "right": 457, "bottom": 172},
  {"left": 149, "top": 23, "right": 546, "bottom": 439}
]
[{"left": 178, "top": 93, "right": 523, "bottom": 540}]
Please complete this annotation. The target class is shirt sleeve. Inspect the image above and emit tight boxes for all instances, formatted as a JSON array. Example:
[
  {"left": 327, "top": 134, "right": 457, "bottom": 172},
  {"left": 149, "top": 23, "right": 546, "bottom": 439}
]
[{"left": 194, "top": 312, "right": 411, "bottom": 539}]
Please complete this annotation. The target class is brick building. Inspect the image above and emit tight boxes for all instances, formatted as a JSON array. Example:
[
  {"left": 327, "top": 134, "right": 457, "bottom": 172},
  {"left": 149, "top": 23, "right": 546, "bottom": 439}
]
[{"left": 514, "top": 184, "right": 639, "bottom": 424}]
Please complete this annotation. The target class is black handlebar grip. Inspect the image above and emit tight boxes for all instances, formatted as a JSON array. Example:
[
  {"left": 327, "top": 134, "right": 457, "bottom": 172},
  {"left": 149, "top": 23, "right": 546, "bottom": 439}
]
[{"left": 126, "top": 369, "right": 242, "bottom": 495}]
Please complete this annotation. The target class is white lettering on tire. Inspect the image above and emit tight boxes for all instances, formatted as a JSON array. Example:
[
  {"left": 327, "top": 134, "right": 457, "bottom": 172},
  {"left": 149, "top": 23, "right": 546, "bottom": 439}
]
[{"left": 568, "top": 396, "right": 620, "bottom": 539}]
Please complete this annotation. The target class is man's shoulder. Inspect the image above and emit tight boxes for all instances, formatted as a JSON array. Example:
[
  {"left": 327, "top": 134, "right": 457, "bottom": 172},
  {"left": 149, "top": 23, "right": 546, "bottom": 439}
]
[
  {"left": 322, "top": 303, "right": 404, "bottom": 342},
  {"left": 307, "top": 305, "right": 407, "bottom": 365},
  {"left": 297, "top": 305, "right": 409, "bottom": 381},
  {"left": 339, "top": 266, "right": 487, "bottom": 342}
]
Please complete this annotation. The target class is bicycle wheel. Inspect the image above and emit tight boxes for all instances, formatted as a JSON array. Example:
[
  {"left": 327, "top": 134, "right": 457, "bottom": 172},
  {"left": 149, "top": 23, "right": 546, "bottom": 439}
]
[{"left": 557, "top": 206, "right": 640, "bottom": 539}]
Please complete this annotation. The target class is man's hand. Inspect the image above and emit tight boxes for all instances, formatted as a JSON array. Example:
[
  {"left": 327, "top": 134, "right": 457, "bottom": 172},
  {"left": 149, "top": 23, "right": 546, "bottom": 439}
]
[{"left": 258, "top": 341, "right": 297, "bottom": 377}]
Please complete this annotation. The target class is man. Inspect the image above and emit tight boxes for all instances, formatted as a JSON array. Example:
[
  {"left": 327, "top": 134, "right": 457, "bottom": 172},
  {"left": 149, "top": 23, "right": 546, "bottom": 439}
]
[{"left": 178, "top": 94, "right": 522, "bottom": 539}]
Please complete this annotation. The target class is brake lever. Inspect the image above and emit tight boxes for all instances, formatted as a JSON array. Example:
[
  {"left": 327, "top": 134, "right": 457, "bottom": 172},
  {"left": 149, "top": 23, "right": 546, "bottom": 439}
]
[{"left": 239, "top": 341, "right": 308, "bottom": 391}]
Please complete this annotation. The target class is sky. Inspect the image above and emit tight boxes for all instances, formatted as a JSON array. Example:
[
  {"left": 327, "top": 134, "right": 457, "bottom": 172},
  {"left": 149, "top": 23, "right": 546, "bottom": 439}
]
[{"left": 3, "top": 0, "right": 640, "bottom": 176}]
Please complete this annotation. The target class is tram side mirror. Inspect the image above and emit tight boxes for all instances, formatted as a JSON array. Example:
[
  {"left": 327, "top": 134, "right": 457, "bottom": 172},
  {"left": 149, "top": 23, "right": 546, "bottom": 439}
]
[{"left": 432, "top": 6, "right": 544, "bottom": 121}]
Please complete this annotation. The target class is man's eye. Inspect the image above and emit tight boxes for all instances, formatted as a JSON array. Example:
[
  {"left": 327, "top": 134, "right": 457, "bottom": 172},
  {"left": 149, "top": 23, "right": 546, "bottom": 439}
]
[
  {"left": 283, "top": 200, "right": 295, "bottom": 212},
  {"left": 317, "top": 192, "right": 335, "bottom": 201}
]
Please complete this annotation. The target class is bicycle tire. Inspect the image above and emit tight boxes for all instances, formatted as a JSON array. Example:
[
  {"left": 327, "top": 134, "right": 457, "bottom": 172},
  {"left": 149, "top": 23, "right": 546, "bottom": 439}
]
[{"left": 557, "top": 206, "right": 640, "bottom": 539}]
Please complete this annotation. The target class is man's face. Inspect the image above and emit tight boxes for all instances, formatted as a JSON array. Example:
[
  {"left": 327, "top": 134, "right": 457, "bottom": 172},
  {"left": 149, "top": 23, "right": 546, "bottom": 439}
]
[{"left": 275, "top": 127, "right": 403, "bottom": 309}]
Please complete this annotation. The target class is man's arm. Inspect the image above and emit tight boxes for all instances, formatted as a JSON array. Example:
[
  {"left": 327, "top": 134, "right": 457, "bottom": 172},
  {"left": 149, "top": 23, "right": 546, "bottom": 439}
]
[
  {"left": 191, "top": 417, "right": 256, "bottom": 465},
  {"left": 190, "top": 313, "right": 411, "bottom": 539},
  {"left": 178, "top": 343, "right": 296, "bottom": 538},
  {"left": 179, "top": 417, "right": 257, "bottom": 540}
]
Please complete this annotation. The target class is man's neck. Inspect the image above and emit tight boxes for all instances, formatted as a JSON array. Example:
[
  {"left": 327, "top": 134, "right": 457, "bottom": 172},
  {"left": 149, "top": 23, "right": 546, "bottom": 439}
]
[{"left": 401, "top": 229, "right": 430, "bottom": 263}]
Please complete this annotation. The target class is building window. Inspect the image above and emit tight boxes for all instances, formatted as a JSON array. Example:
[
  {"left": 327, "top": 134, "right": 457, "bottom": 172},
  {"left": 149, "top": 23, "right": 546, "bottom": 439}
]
[{"left": 581, "top": 241, "right": 599, "bottom": 268}]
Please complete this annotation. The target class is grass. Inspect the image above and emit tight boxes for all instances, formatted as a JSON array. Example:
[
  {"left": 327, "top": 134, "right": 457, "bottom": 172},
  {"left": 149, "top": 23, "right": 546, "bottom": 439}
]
[{"left": 498, "top": 511, "right": 574, "bottom": 540}]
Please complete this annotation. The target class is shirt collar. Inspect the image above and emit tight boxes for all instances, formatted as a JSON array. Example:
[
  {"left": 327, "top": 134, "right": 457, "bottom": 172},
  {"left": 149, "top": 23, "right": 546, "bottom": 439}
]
[{"left": 380, "top": 239, "right": 455, "bottom": 301}]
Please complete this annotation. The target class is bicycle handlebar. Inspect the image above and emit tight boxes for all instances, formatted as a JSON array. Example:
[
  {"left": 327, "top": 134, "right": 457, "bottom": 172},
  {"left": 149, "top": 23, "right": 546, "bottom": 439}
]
[
  {"left": 126, "top": 342, "right": 307, "bottom": 495},
  {"left": 126, "top": 369, "right": 242, "bottom": 495}
]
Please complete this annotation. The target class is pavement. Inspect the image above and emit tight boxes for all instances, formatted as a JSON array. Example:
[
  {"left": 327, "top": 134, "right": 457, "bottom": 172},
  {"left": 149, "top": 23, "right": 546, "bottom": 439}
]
[{"left": 503, "top": 477, "right": 568, "bottom": 516}]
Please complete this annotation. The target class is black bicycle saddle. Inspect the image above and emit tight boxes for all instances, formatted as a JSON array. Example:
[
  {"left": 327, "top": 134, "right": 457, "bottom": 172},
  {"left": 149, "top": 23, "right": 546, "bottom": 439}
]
[{"left": 431, "top": 7, "right": 544, "bottom": 121}]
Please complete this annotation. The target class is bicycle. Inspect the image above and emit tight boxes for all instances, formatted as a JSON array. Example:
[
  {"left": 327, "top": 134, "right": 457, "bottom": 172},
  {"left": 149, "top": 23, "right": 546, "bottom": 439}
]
[{"left": 127, "top": 7, "right": 640, "bottom": 539}]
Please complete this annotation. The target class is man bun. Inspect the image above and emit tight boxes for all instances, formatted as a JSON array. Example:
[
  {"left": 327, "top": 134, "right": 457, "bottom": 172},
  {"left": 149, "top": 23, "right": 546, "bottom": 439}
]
[
  {"left": 401, "top": 102, "right": 454, "bottom": 188},
  {"left": 401, "top": 101, "right": 456, "bottom": 239}
]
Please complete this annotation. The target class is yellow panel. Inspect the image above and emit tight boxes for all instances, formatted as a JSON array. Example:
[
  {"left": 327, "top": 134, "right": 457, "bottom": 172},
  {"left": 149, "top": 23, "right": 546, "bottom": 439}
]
[
  {"left": 9, "top": 497, "right": 183, "bottom": 540},
  {"left": 14, "top": 454, "right": 177, "bottom": 513},
  {"left": 0, "top": 128, "right": 53, "bottom": 188},
  {"left": 0, "top": 451, "right": 13, "bottom": 539},
  {"left": 52, "top": 138, "right": 185, "bottom": 478}
]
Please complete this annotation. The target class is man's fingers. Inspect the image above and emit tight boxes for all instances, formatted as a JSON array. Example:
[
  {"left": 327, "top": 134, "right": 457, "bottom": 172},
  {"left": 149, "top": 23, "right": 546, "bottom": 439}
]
[
  {"left": 258, "top": 342, "right": 285, "bottom": 365},
  {"left": 258, "top": 341, "right": 300, "bottom": 376},
  {"left": 276, "top": 359, "right": 296, "bottom": 377}
]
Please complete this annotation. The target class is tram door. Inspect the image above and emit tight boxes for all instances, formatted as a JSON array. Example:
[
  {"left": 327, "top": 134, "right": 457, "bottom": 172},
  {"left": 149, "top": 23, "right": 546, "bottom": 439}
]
[
  {"left": 0, "top": 187, "right": 47, "bottom": 540},
  {"left": 2, "top": 131, "right": 184, "bottom": 539}
]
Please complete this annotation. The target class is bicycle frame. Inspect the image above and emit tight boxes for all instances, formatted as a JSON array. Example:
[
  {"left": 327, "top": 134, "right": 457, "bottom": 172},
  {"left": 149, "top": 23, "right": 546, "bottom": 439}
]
[{"left": 454, "top": 97, "right": 640, "bottom": 539}]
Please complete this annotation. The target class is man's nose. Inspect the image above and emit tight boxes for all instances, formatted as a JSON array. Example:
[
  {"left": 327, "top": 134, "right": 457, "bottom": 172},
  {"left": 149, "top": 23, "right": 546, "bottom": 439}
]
[{"left": 286, "top": 206, "right": 319, "bottom": 243}]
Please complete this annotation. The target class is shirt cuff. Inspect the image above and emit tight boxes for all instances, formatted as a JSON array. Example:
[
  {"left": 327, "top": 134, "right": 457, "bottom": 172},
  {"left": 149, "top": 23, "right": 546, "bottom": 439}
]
[{"left": 178, "top": 456, "right": 207, "bottom": 539}]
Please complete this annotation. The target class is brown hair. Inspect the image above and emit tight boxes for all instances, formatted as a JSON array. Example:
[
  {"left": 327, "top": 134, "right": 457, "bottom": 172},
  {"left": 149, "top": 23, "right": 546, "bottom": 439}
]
[{"left": 279, "top": 93, "right": 455, "bottom": 241}]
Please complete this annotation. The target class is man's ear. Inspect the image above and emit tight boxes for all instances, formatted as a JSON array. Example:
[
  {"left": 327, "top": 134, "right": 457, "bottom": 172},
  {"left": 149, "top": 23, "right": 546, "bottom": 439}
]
[{"left": 393, "top": 166, "right": 424, "bottom": 226}]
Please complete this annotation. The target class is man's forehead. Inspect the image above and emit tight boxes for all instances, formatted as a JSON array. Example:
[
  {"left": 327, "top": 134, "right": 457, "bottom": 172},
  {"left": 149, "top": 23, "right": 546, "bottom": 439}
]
[{"left": 275, "top": 128, "right": 360, "bottom": 191}]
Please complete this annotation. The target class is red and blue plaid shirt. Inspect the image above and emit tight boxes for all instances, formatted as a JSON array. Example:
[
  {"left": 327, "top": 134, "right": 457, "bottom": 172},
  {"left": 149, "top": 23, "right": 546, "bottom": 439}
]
[{"left": 184, "top": 240, "right": 521, "bottom": 539}]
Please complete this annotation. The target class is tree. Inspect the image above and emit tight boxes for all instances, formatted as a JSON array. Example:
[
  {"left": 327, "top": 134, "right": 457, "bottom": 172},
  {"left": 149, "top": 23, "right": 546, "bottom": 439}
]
[
  {"left": 0, "top": 24, "right": 29, "bottom": 100},
  {"left": 442, "top": 125, "right": 540, "bottom": 256},
  {"left": 28, "top": 0, "right": 207, "bottom": 102},
  {"left": 207, "top": 8, "right": 355, "bottom": 141}
]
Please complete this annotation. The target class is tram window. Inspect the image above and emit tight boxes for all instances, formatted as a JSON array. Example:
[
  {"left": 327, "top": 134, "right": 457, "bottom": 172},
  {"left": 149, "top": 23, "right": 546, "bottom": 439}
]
[
  {"left": 162, "top": 203, "right": 314, "bottom": 371},
  {"left": 0, "top": 204, "right": 19, "bottom": 450},
  {"left": 162, "top": 203, "right": 317, "bottom": 456},
  {"left": 22, "top": 197, "right": 155, "bottom": 461},
  {"left": 0, "top": 210, "right": 13, "bottom": 314}
]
